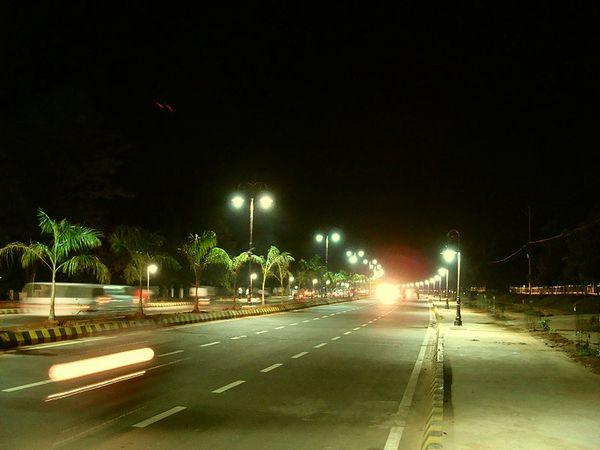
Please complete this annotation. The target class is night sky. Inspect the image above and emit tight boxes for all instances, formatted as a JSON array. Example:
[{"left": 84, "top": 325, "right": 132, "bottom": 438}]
[{"left": 2, "top": 3, "right": 599, "bottom": 288}]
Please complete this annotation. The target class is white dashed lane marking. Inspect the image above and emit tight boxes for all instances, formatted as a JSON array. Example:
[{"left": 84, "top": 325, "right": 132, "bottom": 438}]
[
  {"left": 200, "top": 341, "right": 220, "bottom": 347},
  {"left": 132, "top": 406, "right": 187, "bottom": 428},
  {"left": 291, "top": 352, "right": 308, "bottom": 359},
  {"left": 212, "top": 380, "right": 246, "bottom": 394},
  {"left": 275, "top": 326, "right": 285, "bottom": 330},
  {"left": 331, "top": 336, "right": 341, "bottom": 341},
  {"left": 157, "top": 350, "right": 184, "bottom": 357},
  {"left": 344, "top": 331, "right": 352, "bottom": 335},
  {"left": 260, "top": 363, "right": 283, "bottom": 373},
  {"left": 314, "top": 343, "right": 328, "bottom": 348},
  {"left": 2, "top": 379, "right": 52, "bottom": 392},
  {"left": 256, "top": 330, "right": 268, "bottom": 334}
]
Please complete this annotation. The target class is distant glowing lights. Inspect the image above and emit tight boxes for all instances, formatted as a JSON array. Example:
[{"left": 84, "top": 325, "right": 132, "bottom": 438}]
[{"left": 376, "top": 283, "right": 400, "bottom": 304}]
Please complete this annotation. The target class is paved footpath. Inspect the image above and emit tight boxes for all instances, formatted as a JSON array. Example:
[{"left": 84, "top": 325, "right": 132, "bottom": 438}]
[{"left": 435, "top": 300, "right": 600, "bottom": 449}]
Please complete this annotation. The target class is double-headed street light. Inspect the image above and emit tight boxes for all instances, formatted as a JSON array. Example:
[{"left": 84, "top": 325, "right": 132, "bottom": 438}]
[
  {"left": 231, "top": 191, "right": 274, "bottom": 303},
  {"left": 346, "top": 249, "right": 363, "bottom": 265},
  {"left": 441, "top": 229, "right": 462, "bottom": 326},
  {"left": 315, "top": 231, "right": 341, "bottom": 296}
]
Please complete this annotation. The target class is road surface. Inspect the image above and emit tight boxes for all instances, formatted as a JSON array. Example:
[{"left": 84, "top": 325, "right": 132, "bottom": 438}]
[{"left": 0, "top": 298, "right": 432, "bottom": 449}]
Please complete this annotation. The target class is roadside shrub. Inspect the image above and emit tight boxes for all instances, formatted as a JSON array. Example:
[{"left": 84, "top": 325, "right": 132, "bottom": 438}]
[{"left": 538, "top": 317, "right": 551, "bottom": 332}]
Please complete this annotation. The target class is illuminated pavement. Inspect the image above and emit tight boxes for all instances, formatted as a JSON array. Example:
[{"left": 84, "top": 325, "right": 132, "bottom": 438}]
[{"left": 0, "top": 298, "right": 433, "bottom": 449}]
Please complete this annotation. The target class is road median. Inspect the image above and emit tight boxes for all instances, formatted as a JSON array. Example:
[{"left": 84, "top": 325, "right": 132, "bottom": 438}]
[
  {"left": 421, "top": 303, "right": 444, "bottom": 450},
  {"left": 0, "top": 297, "right": 358, "bottom": 349}
]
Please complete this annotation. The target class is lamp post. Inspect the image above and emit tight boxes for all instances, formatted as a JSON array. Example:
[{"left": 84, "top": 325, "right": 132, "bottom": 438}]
[
  {"left": 250, "top": 273, "right": 258, "bottom": 301},
  {"left": 438, "top": 268, "right": 449, "bottom": 309},
  {"left": 434, "top": 275, "right": 441, "bottom": 301},
  {"left": 315, "top": 231, "right": 341, "bottom": 297},
  {"left": 442, "top": 229, "right": 462, "bottom": 326},
  {"left": 232, "top": 190, "right": 273, "bottom": 304},
  {"left": 147, "top": 264, "right": 158, "bottom": 303},
  {"left": 288, "top": 275, "right": 295, "bottom": 297}
]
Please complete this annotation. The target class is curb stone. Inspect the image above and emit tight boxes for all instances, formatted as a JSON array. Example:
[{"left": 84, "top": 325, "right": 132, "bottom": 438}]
[{"left": 0, "top": 297, "right": 358, "bottom": 349}]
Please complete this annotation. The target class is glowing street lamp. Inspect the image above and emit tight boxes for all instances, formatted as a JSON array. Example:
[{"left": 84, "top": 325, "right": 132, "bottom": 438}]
[
  {"left": 231, "top": 190, "right": 274, "bottom": 303},
  {"left": 434, "top": 274, "right": 441, "bottom": 301},
  {"left": 437, "top": 267, "right": 449, "bottom": 308},
  {"left": 441, "top": 229, "right": 462, "bottom": 326},
  {"left": 146, "top": 264, "right": 158, "bottom": 303},
  {"left": 357, "top": 250, "right": 365, "bottom": 258},
  {"left": 315, "top": 231, "right": 341, "bottom": 296}
]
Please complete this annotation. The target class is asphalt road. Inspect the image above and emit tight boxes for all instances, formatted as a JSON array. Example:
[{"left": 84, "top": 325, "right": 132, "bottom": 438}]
[{"left": 0, "top": 298, "right": 433, "bottom": 449}]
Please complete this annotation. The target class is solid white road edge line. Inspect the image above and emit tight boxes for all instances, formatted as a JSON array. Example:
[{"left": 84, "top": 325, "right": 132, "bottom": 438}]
[{"left": 383, "top": 304, "right": 434, "bottom": 450}]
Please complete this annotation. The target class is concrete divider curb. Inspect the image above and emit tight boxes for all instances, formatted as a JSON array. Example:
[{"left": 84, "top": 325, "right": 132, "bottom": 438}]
[
  {"left": 422, "top": 305, "right": 444, "bottom": 450},
  {"left": 0, "top": 297, "right": 358, "bottom": 349}
]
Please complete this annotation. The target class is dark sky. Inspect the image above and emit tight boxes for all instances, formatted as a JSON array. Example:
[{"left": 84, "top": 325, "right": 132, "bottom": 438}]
[{"left": 2, "top": 3, "right": 599, "bottom": 285}]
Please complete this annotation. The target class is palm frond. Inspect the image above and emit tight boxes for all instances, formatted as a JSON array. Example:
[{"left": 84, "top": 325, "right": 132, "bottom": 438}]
[
  {"left": 55, "top": 224, "right": 102, "bottom": 261},
  {"left": 153, "top": 253, "right": 182, "bottom": 271},
  {"left": 37, "top": 208, "right": 56, "bottom": 236},
  {"left": 62, "top": 255, "right": 111, "bottom": 283},
  {"left": 206, "top": 247, "right": 231, "bottom": 267},
  {"left": 0, "top": 241, "right": 51, "bottom": 270},
  {"left": 110, "top": 226, "right": 164, "bottom": 255}
]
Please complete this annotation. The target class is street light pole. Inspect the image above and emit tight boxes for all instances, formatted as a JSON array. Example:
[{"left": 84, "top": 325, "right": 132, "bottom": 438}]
[
  {"left": 445, "top": 271, "right": 449, "bottom": 309},
  {"left": 441, "top": 229, "right": 462, "bottom": 325},
  {"left": 325, "top": 234, "right": 329, "bottom": 274},
  {"left": 146, "top": 264, "right": 158, "bottom": 307},
  {"left": 248, "top": 197, "right": 255, "bottom": 304},
  {"left": 456, "top": 248, "right": 462, "bottom": 326},
  {"left": 232, "top": 187, "right": 273, "bottom": 306}
]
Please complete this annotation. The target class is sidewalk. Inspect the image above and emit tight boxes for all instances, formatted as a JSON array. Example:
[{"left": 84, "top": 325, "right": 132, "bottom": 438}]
[{"left": 434, "top": 300, "right": 600, "bottom": 449}]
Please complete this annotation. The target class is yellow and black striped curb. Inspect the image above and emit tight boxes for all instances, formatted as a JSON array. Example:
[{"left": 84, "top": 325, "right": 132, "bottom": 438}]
[
  {"left": 144, "top": 302, "right": 196, "bottom": 307},
  {"left": 0, "top": 308, "right": 33, "bottom": 315},
  {"left": 0, "top": 297, "right": 358, "bottom": 349},
  {"left": 422, "top": 306, "right": 444, "bottom": 450}
]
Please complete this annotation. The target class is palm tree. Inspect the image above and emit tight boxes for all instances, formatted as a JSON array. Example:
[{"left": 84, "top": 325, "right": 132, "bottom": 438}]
[
  {"left": 273, "top": 252, "right": 294, "bottom": 296},
  {"left": 256, "top": 246, "right": 294, "bottom": 305},
  {"left": 179, "top": 231, "right": 228, "bottom": 311},
  {"left": 0, "top": 209, "right": 110, "bottom": 322},
  {"left": 110, "top": 226, "right": 180, "bottom": 315},
  {"left": 297, "top": 255, "right": 325, "bottom": 289},
  {"left": 207, "top": 250, "right": 258, "bottom": 307},
  {"left": 350, "top": 273, "right": 368, "bottom": 295}
]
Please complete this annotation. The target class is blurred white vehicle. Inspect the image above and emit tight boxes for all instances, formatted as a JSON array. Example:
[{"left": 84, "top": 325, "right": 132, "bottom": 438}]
[{"left": 20, "top": 282, "right": 136, "bottom": 316}]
